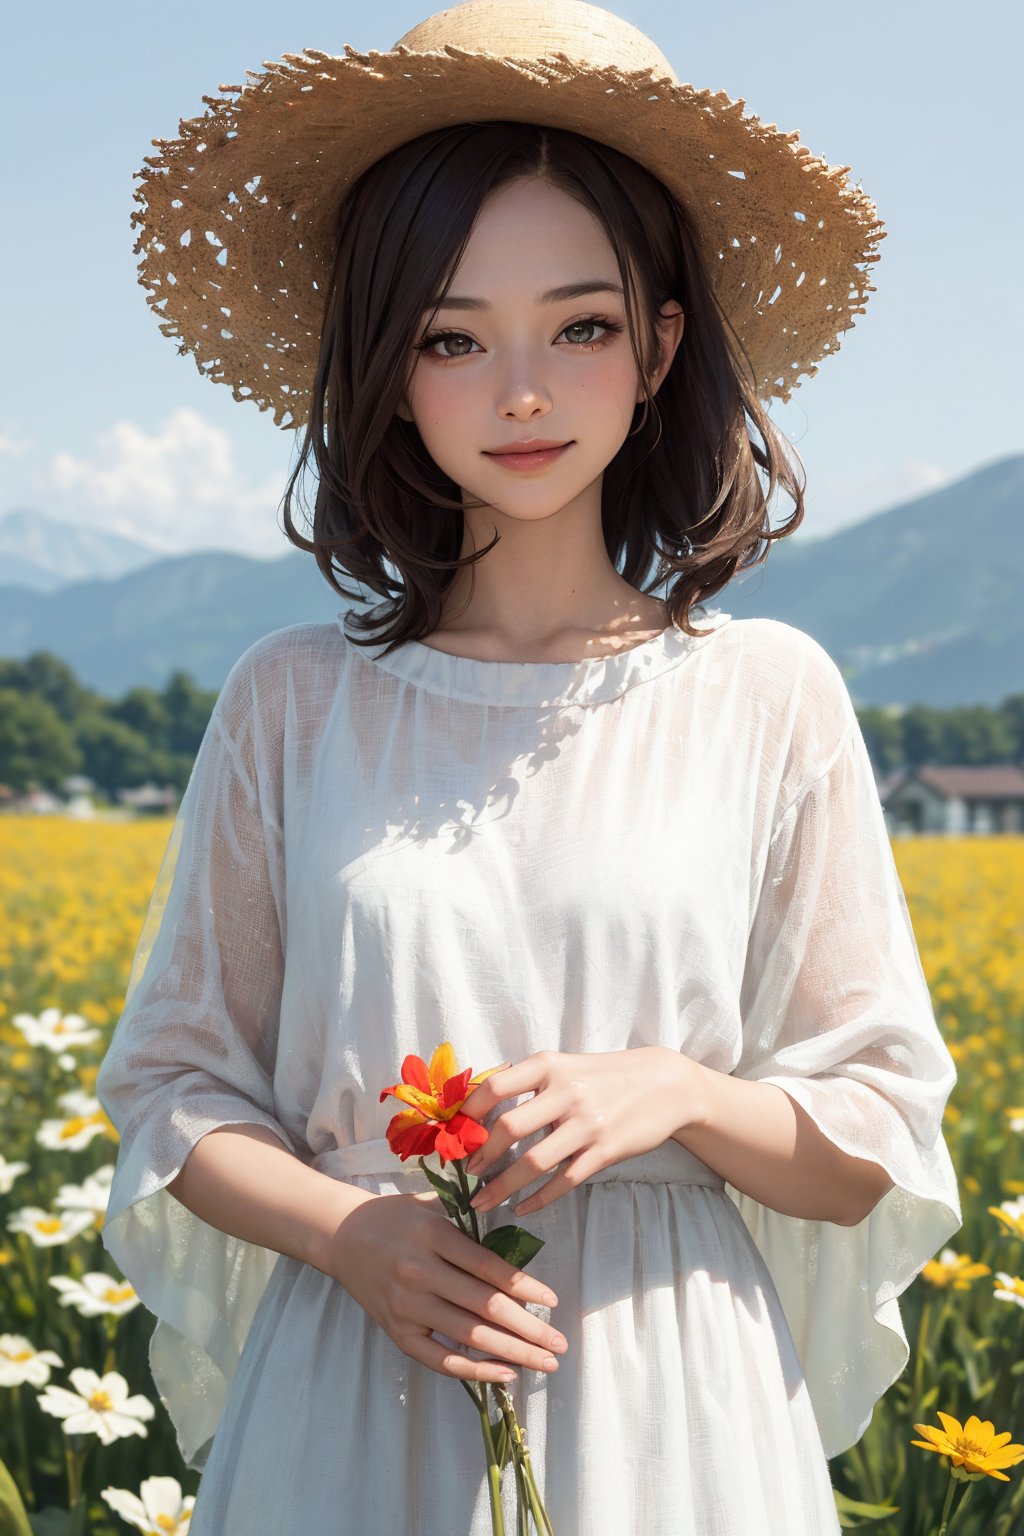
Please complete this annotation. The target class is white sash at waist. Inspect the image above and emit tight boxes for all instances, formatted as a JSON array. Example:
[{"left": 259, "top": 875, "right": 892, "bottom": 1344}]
[{"left": 308, "top": 1136, "right": 725, "bottom": 1191}]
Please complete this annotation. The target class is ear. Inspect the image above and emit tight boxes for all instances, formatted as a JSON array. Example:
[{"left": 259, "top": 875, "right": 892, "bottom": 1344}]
[
  {"left": 395, "top": 393, "right": 414, "bottom": 423},
  {"left": 638, "top": 302, "right": 685, "bottom": 402}
]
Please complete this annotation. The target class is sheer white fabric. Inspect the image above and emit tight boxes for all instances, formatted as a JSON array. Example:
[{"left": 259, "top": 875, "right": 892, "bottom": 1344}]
[{"left": 95, "top": 602, "right": 961, "bottom": 1533}]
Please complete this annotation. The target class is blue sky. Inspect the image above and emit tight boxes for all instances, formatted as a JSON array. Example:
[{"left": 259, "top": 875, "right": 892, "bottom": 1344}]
[{"left": 2, "top": 0, "right": 1019, "bottom": 561}]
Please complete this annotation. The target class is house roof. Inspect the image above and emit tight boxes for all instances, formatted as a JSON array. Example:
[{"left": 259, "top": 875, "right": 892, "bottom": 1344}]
[{"left": 886, "top": 764, "right": 1024, "bottom": 801}]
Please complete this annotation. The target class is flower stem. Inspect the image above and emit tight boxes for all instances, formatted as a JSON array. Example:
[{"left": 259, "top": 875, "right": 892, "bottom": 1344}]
[
  {"left": 914, "top": 1295, "right": 933, "bottom": 1407},
  {"left": 935, "top": 1471, "right": 956, "bottom": 1536},
  {"left": 455, "top": 1160, "right": 483, "bottom": 1242},
  {"left": 474, "top": 1389, "right": 506, "bottom": 1536},
  {"left": 493, "top": 1385, "right": 554, "bottom": 1535},
  {"left": 12, "top": 1384, "right": 34, "bottom": 1510}
]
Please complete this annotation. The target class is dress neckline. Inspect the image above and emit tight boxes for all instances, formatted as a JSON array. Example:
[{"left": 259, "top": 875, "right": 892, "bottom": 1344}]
[{"left": 337, "top": 600, "right": 732, "bottom": 708}]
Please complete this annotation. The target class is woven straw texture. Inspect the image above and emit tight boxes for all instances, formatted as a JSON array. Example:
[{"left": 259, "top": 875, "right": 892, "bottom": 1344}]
[{"left": 131, "top": 0, "right": 885, "bottom": 428}]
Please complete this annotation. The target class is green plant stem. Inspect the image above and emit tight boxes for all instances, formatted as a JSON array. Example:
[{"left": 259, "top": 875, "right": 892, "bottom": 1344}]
[
  {"left": 914, "top": 1295, "right": 934, "bottom": 1408},
  {"left": 994, "top": 1466, "right": 1024, "bottom": 1536},
  {"left": 11, "top": 1384, "right": 34, "bottom": 1510},
  {"left": 64, "top": 1439, "right": 90, "bottom": 1536},
  {"left": 493, "top": 1386, "right": 554, "bottom": 1535},
  {"left": 934, "top": 1472, "right": 956, "bottom": 1536},
  {"left": 472, "top": 1387, "right": 506, "bottom": 1536},
  {"left": 947, "top": 1480, "right": 975, "bottom": 1533}
]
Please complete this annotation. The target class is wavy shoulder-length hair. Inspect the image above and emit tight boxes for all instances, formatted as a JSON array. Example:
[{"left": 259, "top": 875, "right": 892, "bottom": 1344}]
[{"left": 281, "top": 120, "right": 805, "bottom": 656}]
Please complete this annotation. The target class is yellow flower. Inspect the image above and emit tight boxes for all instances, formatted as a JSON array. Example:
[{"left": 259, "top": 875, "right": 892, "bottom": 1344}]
[
  {"left": 911, "top": 1412, "right": 1024, "bottom": 1482},
  {"left": 921, "top": 1248, "right": 991, "bottom": 1289},
  {"left": 989, "top": 1198, "right": 1024, "bottom": 1239}
]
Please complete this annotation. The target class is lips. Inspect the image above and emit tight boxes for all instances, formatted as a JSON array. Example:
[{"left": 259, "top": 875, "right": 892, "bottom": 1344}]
[{"left": 485, "top": 440, "right": 570, "bottom": 456}]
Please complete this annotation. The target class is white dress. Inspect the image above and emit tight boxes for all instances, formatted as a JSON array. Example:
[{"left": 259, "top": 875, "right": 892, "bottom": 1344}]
[{"left": 95, "top": 600, "right": 963, "bottom": 1535}]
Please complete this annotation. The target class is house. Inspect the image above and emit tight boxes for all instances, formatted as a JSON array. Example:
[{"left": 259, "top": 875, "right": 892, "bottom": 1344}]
[{"left": 882, "top": 765, "right": 1024, "bottom": 836}]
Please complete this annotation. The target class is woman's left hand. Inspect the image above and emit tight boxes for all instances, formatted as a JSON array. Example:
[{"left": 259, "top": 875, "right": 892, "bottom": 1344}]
[{"left": 458, "top": 1047, "right": 706, "bottom": 1217}]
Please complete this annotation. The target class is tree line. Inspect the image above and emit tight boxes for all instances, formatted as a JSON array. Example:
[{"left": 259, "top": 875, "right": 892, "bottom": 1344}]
[{"left": 1, "top": 650, "right": 1023, "bottom": 801}]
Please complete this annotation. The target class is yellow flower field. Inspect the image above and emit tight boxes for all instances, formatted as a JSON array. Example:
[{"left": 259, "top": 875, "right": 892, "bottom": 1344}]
[{"left": 1, "top": 819, "right": 1023, "bottom": 1534}]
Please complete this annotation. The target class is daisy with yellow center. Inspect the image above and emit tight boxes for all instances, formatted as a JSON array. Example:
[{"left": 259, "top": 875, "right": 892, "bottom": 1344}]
[
  {"left": 921, "top": 1247, "right": 992, "bottom": 1289},
  {"left": 988, "top": 1196, "right": 1024, "bottom": 1240}
]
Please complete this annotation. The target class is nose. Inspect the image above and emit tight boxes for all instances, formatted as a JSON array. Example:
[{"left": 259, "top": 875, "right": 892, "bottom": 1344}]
[{"left": 495, "top": 355, "right": 553, "bottom": 422}]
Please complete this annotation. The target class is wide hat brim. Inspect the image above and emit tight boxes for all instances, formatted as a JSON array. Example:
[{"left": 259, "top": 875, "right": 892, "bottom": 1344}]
[{"left": 132, "top": 0, "right": 885, "bottom": 429}]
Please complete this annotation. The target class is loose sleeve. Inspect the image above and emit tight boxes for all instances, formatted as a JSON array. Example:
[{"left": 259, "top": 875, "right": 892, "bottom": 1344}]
[
  {"left": 726, "top": 658, "right": 962, "bottom": 1460},
  {"left": 95, "top": 640, "right": 298, "bottom": 1472}
]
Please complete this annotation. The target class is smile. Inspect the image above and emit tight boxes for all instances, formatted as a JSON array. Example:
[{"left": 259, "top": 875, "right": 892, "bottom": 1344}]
[{"left": 483, "top": 443, "right": 572, "bottom": 471}]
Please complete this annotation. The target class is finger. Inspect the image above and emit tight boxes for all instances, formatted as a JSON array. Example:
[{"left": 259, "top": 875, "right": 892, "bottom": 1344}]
[
  {"left": 469, "top": 1086, "right": 569, "bottom": 1176},
  {"left": 460, "top": 1053, "right": 548, "bottom": 1121},
  {"left": 426, "top": 1296, "right": 564, "bottom": 1374},
  {"left": 426, "top": 1257, "right": 567, "bottom": 1354},
  {"left": 407, "top": 1330, "right": 521, "bottom": 1384},
  {"left": 512, "top": 1148, "right": 606, "bottom": 1216},
  {"left": 436, "top": 1218, "right": 559, "bottom": 1307},
  {"left": 471, "top": 1124, "right": 581, "bottom": 1210}
]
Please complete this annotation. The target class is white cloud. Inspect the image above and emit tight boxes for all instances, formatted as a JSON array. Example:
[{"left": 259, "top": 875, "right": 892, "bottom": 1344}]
[
  {"left": 800, "top": 458, "right": 950, "bottom": 539},
  {"left": 0, "top": 429, "right": 34, "bottom": 458},
  {"left": 31, "top": 409, "right": 291, "bottom": 558}
]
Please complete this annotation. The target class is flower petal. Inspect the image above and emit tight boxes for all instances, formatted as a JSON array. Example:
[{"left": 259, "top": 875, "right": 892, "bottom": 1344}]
[
  {"left": 428, "top": 1044, "right": 460, "bottom": 1095},
  {"left": 391, "top": 1084, "right": 440, "bottom": 1116},
  {"left": 401, "top": 1055, "right": 432, "bottom": 1094},
  {"left": 385, "top": 1111, "right": 438, "bottom": 1161},
  {"left": 440, "top": 1066, "right": 474, "bottom": 1112}
]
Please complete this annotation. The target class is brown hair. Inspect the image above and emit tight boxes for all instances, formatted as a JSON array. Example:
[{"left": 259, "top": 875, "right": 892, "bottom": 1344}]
[{"left": 280, "top": 120, "right": 805, "bottom": 656}]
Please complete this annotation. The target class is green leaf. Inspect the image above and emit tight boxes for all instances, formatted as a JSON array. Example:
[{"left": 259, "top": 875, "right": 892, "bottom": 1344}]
[
  {"left": 417, "top": 1158, "right": 465, "bottom": 1218},
  {"left": 27, "top": 1512, "right": 72, "bottom": 1536},
  {"left": 490, "top": 1415, "right": 513, "bottom": 1471},
  {"left": 480, "top": 1224, "right": 545, "bottom": 1268},
  {"left": 832, "top": 1486, "right": 900, "bottom": 1528},
  {"left": 0, "top": 1454, "right": 33, "bottom": 1536}
]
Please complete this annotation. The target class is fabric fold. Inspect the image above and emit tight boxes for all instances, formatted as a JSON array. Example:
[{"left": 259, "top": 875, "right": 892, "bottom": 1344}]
[
  {"left": 727, "top": 698, "right": 962, "bottom": 1458},
  {"left": 95, "top": 638, "right": 298, "bottom": 1471}
]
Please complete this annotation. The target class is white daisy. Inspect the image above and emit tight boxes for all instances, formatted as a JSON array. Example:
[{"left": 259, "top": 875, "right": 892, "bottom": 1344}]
[
  {"left": 37, "top": 1368, "right": 155, "bottom": 1444},
  {"left": 12, "top": 1008, "right": 101, "bottom": 1053},
  {"left": 49, "top": 1271, "right": 140, "bottom": 1318},
  {"left": 36, "top": 1090, "right": 110, "bottom": 1152},
  {"left": 54, "top": 1164, "right": 116, "bottom": 1227},
  {"left": 102, "top": 1475, "right": 195, "bottom": 1533},
  {"left": 7, "top": 1206, "right": 98, "bottom": 1247},
  {"left": 993, "top": 1272, "right": 1024, "bottom": 1308},
  {"left": 0, "top": 1333, "right": 64, "bottom": 1387},
  {"left": 0, "top": 1156, "right": 30, "bottom": 1196}
]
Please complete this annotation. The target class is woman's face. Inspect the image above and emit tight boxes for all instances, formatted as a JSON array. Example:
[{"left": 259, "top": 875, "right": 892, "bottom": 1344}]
[{"left": 399, "top": 175, "right": 683, "bottom": 525}]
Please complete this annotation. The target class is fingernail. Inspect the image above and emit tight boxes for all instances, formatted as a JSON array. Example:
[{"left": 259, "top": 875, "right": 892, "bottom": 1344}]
[{"left": 541, "top": 1290, "right": 558, "bottom": 1306}]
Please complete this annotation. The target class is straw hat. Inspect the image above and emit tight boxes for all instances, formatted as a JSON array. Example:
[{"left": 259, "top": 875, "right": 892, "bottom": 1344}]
[{"left": 133, "top": 0, "right": 885, "bottom": 429}]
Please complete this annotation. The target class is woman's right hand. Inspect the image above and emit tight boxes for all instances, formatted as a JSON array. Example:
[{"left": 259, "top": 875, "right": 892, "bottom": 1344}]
[{"left": 324, "top": 1188, "right": 568, "bottom": 1384}]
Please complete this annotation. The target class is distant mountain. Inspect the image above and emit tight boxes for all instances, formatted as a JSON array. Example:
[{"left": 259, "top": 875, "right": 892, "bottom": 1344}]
[
  {"left": 0, "top": 507, "right": 169, "bottom": 593},
  {"left": 0, "top": 547, "right": 350, "bottom": 694},
  {"left": 722, "top": 452, "right": 1024, "bottom": 706},
  {"left": 0, "top": 453, "right": 1020, "bottom": 705}
]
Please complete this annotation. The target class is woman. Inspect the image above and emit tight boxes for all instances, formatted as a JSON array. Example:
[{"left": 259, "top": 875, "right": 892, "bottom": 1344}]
[{"left": 95, "top": 3, "right": 963, "bottom": 1531}]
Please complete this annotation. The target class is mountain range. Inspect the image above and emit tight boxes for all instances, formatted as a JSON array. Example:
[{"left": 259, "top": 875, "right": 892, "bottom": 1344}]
[{"left": 0, "top": 452, "right": 1021, "bottom": 707}]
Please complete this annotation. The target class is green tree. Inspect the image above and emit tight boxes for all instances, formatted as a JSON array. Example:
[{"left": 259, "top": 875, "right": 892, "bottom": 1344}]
[
  {"left": 75, "top": 714, "right": 157, "bottom": 800},
  {"left": 857, "top": 707, "right": 904, "bottom": 773},
  {"left": 110, "top": 685, "right": 172, "bottom": 750},
  {"left": 0, "top": 689, "right": 81, "bottom": 794},
  {"left": 901, "top": 705, "right": 945, "bottom": 769},
  {"left": 939, "top": 707, "right": 1016, "bottom": 765},
  {"left": 162, "top": 671, "right": 217, "bottom": 756}
]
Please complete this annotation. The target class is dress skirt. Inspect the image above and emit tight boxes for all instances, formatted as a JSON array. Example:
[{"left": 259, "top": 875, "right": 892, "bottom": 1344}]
[{"left": 186, "top": 1140, "right": 841, "bottom": 1535}]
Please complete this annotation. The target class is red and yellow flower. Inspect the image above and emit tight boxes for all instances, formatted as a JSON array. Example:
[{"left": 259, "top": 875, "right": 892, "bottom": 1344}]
[{"left": 379, "top": 1043, "right": 503, "bottom": 1166}]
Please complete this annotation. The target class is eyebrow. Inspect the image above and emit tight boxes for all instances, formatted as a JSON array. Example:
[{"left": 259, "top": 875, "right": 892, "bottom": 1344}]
[{"left": 429, "top": 281, "right": 625, "bottom": 312}]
